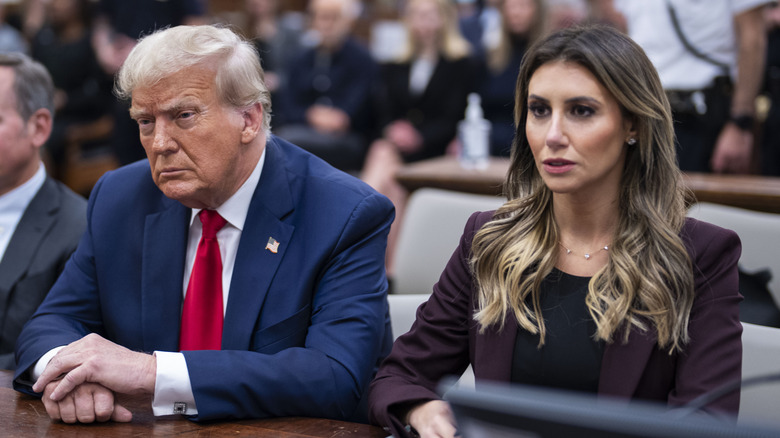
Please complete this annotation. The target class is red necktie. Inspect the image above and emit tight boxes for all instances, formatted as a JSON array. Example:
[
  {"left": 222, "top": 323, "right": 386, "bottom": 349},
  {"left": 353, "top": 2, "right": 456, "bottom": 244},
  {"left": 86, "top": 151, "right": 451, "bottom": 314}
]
[{"left": 179, "top": 210, "right": 227, "bottom": 351}]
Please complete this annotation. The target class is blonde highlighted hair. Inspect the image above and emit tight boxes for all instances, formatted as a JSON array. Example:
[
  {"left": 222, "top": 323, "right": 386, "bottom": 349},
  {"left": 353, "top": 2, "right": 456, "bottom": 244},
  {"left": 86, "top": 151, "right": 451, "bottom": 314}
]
[
  {"left": 397, "top": 0, "right": 471, "bottom": 63},
  {"left": 487, "top": 0, "right": 547, "bottom": 73},
  {"left": 471, "top": 25, "right": 694, "bottom": 353},
  {"left": 115, "top": 25, "right": 272, "bottom": 133}
]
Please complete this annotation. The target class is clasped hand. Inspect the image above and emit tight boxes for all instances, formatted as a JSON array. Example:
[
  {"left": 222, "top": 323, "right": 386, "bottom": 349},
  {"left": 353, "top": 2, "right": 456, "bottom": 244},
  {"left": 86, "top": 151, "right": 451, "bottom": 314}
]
[{"left": 32, "top": 333, "right": 157, "bottom": 423}]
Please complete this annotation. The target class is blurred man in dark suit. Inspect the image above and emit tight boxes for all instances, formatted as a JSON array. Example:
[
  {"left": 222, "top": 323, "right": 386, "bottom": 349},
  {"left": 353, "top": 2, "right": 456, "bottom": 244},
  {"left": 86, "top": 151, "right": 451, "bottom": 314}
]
[{"left": 0, "top": 53, "right": 86, "bottom": 370}]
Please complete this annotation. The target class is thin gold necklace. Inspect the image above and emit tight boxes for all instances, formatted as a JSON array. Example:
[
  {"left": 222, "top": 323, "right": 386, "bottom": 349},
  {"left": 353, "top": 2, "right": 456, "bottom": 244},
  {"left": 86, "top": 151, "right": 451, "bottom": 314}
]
[{"left": 559, "top": 241, "right": 609, "bottom": 260}]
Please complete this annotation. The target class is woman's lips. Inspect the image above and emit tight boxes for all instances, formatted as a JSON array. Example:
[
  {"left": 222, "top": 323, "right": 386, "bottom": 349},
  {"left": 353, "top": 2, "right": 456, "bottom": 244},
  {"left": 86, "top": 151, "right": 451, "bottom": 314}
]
[{"left": 542, "top": 158, "right": 575, "bottom": 174}]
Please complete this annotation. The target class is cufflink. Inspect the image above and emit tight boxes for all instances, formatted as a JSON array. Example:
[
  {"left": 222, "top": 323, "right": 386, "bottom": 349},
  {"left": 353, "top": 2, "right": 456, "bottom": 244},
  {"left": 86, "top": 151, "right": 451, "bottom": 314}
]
[{"left": 173, "top": 402, "right": 187, "bottom": 414}]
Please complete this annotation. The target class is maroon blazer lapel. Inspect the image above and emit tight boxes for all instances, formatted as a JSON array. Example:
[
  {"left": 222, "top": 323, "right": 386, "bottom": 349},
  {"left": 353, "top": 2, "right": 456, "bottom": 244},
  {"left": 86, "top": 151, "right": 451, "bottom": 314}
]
[
  {"left": 475, "top": 322, "right": 659, "bottom": 397},
  {"left": 598, "top": 327, "right": 657, "bottom": 398},
  {"left": 474, "top": 323, "right": 517, "bottom": 382}
]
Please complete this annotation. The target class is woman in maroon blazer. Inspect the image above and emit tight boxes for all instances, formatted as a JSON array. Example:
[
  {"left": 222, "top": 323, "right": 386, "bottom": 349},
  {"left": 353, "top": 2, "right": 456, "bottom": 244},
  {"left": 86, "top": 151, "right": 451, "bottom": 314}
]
[{"left": 368, "top": 25, "right": 742, "bottom": 438}]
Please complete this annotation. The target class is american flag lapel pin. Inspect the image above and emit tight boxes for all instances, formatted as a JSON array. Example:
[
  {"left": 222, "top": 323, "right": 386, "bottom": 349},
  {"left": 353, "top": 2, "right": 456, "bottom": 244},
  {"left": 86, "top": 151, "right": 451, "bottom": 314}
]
[{"left": 265, "top": 237, "right": 280, "bottom": 254}]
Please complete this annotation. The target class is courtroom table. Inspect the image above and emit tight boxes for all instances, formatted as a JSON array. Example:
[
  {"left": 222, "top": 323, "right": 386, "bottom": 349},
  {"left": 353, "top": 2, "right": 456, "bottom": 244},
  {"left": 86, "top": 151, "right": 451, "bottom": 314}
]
[
  {"left": 395, "top": 156, "right": 780, "bottom": 214},
  {"left": 0, "top": 370, "right": 386, "bottom": 437}
]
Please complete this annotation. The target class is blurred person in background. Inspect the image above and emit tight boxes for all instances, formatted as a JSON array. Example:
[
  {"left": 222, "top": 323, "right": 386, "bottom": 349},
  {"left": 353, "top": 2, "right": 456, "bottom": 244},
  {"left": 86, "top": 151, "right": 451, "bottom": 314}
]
[
  {"left": 275, "top": 0, "right": 377, "bottom": 172},
  {"left": 611, "top": 0, "right": 771, "bottom": 174},
  {"left": 0, "top": 3, "right": 27, "bottom": 54},
  {"left": 92, "top": 0, "right": 207, "bottom": 166},
  {"left": 245, "top": 0, "right": 304, "bottom": 112},
  {"left": 459, "top": 0, "right": 502, "bottom": 57},
  {"left": 547, "top": 0, "right": 588, "bottom": 30},
  {"left": 27, "top": 0, "right": 113, "bottom": 178},
  {"left": 760, "top": 3, "right": 780, "bottom": 175},
  {"left": 361, "top": 0, "right": 474, "bottom": 276},
  {"left": 476, "top": 0, "right": 547, "bottom": 157},
  {"left": 0, "top": 53, "right": 85, "bottom": 370}
]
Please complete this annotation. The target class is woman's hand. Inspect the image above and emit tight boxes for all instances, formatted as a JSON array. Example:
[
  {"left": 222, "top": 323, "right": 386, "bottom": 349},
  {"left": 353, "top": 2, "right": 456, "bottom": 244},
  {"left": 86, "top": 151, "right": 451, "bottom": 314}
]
[
  {"left": 385, "top": 120, "right": 423, "bottom": 154},
  {"left": 407, "top": 400, "right": 458, "bottom": 438}
]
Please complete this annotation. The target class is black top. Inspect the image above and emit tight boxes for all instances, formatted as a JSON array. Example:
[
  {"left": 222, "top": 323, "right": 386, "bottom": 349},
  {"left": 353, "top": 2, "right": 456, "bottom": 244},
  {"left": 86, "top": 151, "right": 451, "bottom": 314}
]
[
  {"left": 475, "top": 37, "right": 528, "bottom": 157},
  {"left": 375, "top": 56, "right": 477, "bottom": 162},
  {"left": 511, "top": 269, "right": 604, "bottom": 393},
  {"left": 32, "top": 27, "right": 113, "bottom": 122}
]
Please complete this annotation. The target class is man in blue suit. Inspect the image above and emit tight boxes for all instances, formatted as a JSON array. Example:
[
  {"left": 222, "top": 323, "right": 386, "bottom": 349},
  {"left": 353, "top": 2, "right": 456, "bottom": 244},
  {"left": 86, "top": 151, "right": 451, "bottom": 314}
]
[{"left": 14, "top": 25, "right": 394, "bottom": 424}]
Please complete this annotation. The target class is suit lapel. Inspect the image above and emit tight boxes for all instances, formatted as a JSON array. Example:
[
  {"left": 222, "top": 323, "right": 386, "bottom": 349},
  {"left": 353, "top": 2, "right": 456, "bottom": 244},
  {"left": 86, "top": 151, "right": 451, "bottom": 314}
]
[
  {"left": 222, "top": 138, "right": 295, "bottom": 350},
  {"left": 476, "top": 319, "right": 517, "bottom": 382},
  {"left": 598, "top": 326, "right": 657, "bottom": 397},
  {"left": 418, "top": 58, "right": 446, "bottom": 105},
  {"left": 141, "top": 197, "right": 189, "bottom": 352},
  {"left": 477, "top": 320, "right": 658, "bottom": 393},
  {"left": 0, "top": 178, "right": 59, "bottom": 304}
]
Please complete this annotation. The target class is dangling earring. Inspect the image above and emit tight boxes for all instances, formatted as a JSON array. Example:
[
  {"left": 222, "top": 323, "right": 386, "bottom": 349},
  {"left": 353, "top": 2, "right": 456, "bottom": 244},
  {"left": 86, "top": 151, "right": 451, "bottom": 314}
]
[{"left": 627, "top": 138, "right": 637, "bottom": 145}]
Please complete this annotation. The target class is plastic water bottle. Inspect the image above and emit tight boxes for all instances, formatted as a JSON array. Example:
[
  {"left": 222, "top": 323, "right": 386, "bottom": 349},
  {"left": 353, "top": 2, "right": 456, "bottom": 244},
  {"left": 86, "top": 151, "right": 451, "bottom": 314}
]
[{"left": 458, "top": 93, "right": 491, "bottom": 170}]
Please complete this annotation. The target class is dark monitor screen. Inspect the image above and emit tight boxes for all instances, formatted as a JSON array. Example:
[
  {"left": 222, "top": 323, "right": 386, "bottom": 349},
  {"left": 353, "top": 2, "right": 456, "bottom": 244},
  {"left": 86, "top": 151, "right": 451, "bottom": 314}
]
[{"left": 443, "top": 381, "right": 779, "bottom": 438}]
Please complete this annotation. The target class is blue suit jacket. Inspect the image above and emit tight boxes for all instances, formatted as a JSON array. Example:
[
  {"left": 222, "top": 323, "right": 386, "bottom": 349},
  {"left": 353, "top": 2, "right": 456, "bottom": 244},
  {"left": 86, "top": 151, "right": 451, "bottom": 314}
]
[{"left": 14, "top": 136, "right": 395, "bottom": 422}]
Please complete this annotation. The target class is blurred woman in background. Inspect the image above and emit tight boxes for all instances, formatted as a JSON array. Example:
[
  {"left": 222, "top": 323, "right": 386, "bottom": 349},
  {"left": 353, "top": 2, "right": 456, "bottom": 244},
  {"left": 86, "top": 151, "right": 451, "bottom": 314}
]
[
  {"left": 477, "top": 0, "right": 546, "bottom": 156},
  {"left": 362, "top": 0, "right": 475, "bottom": 275},
  {"left": 29, "top": 0, "right": 113, "bottom": 176}
]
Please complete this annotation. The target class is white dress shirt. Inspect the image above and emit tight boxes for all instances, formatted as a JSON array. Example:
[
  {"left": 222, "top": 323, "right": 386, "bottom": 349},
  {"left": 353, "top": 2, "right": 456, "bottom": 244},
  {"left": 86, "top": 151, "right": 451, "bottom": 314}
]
[
  {"left": 408, "top": 57, "right": 436, "bottom": 97},
  {"left": 33, "top": 151, "right": 266, "bottom": 417},
  {"left": 0, "top": 163, "right": 46, "bottom": 263},
  {"left": 152, "top": 149, "right": 265, "bottom": 415}
]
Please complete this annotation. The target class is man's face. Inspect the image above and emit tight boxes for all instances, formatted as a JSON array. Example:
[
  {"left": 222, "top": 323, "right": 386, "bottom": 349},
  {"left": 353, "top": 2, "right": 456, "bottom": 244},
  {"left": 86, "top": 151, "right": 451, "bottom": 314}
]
[
  {"left": 0, "top": 67, "right": 40, "bottom": 196},
  {"left": 310, "top": 0, "right": 353, "bottom": 50},
  {"left": 130, "top": 66, "right": 260, "bottom": 209}
]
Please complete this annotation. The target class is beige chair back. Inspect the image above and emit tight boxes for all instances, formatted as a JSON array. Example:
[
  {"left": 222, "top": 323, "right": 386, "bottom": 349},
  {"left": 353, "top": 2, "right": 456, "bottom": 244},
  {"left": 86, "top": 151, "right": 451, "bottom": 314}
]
[
  {"left": 739, "top": 322, "right": 780, "bottom": 426},
  {"left": 393, "top": 189, "right": 506, "bottom": 295},
  {"left": 687, "top": 203, "right": 780, "bottom": 307}
]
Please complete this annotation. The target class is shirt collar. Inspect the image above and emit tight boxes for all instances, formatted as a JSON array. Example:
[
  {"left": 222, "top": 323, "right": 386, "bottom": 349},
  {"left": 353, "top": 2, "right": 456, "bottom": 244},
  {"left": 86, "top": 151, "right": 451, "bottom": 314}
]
[
  {"left": 189, "top": 148, "right": 266, "bottom": 231},
  {"left": 0, "top": 162, "right": 46, "bottom": 215}
]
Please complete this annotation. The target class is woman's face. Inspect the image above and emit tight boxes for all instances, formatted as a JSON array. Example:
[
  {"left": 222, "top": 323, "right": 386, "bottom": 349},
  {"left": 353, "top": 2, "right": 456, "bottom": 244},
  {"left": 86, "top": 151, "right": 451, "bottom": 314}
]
[
  {"left": 407, "top": 0, "right": 444, "bottom": 46},
  {"left": 503, "top": 0, "right": 537, "bottom": 35},
  {"left": 48, "top": 0, "right": 81, "bottom": 25},
  {"left": 246, "top": 0, "right": 277, "bottom": 18},
  {"left": 525, "top": 60, "right": 634, "bottom": 198}
]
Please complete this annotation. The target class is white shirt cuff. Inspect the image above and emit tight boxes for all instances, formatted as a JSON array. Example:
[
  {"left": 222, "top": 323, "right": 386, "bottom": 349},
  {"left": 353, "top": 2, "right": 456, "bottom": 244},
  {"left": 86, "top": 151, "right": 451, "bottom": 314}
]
[
  {"left": 31, "top": 346, "right": 66, "bottom": 382},
  {"left": 151, "top": 351, "right": 198, "bottom": 416}
]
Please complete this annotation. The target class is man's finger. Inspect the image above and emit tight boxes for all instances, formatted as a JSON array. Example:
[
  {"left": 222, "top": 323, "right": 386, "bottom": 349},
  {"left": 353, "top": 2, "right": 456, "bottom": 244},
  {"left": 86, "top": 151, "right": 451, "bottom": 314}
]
[
  {"left": 48, "top": 366, "right": 90, "bottom": 401},
  {"left": 57, "top": 393, "right": 78, "bottom": 424},
  {"left": 93, "top": 387, "right": 115, "bottom": 422},
  {"left": 74, "top": 387, "right": 96, "bottom": 423},
  {"left": 33, "top": 352, "right": 77, "bottom": 393},
  {"left": 41, "top": 391, "right": 62, "bottom": 422},
  {"left": 111, "top": 403, "right": 133, "bottom": 422}
]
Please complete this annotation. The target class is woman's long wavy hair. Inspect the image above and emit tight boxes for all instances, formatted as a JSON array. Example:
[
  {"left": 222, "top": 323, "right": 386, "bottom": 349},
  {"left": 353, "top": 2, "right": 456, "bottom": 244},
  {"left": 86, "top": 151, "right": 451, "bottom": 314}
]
[{"left": 471, "top": 25, "right": 694, "bottom": 353}]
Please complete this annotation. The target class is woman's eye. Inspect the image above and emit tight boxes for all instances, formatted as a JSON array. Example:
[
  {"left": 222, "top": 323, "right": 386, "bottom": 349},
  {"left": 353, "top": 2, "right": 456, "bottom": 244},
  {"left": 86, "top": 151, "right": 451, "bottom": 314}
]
[
  {"left": 528, "top": 103, "right": 548, "bottom": 117},
  {"left": 572, "top": 105, "right": 595, "bottom": 117}
]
